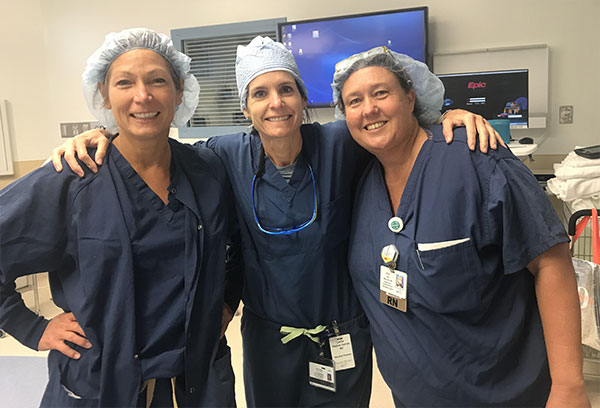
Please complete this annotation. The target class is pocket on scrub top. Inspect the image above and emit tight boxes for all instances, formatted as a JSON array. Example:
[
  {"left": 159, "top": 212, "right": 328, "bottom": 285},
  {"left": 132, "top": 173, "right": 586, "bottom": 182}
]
[
  {"left": 56, "top": 383, "right": 98, "bottom": 407},
  {"left": 42, "top": 351, "right": 99, "bottom": 407},
  {"left": 411, "top": 237, "right": 482, "bottom": 313},
  {"left": 51, "top": 347, "right": 101, "bottom": 400}
]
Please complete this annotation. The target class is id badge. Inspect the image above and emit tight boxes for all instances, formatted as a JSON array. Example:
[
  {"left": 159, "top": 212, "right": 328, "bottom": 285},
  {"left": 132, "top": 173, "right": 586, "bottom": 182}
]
[
  {"left": 309, "top": 358, "right": 336, "bottom": 392},
  {"left": 380, "top": 265, "right": 407, "bottom": 312},
  {"left": 329, "top": 334, "right": 355, "bottom": 371}
]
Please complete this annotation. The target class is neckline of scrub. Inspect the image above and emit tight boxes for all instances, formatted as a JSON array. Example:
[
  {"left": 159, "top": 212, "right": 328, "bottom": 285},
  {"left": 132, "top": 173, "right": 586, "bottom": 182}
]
[
  {"left": 250, "top": 131, "right": 312, "bottom": 195},
  {"left": 375, "top": 130, "right": 433, "bottom": 219}
]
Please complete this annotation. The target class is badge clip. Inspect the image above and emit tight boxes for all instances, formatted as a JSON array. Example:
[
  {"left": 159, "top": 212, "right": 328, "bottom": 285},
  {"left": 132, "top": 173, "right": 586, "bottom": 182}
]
[
  {"left": 381, "top": 244, "right": 399, "bottom": 270},
  {"left": 330, "top": 320, "right": 340, "bottom": 336}
]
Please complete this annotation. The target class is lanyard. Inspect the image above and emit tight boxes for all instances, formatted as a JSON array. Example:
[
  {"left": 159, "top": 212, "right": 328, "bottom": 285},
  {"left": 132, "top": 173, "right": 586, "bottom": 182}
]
[{"left": 251, "top": 145, "right": 318, "bottom": 235}]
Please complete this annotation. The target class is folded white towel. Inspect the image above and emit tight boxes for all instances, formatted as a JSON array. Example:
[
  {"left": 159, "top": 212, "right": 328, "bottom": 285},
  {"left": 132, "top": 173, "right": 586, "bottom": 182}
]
[
  {"left": 561, "top": 150, "right": 600, "bottom": 168},
  {"left": 554, "top": 162, "right": 600, "bottom": 179},
  {"left": 547, "top": 176, "right": 600, "bottom": 201}
]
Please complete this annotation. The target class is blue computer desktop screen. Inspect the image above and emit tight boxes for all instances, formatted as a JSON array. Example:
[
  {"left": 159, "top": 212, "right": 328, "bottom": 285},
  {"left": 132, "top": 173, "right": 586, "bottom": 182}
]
[
  {"left": 438, "top": 69, "right": 529, "bottom": 128},
  {"left": 279, "top": 9, "right": 427, "bottom": 106}
]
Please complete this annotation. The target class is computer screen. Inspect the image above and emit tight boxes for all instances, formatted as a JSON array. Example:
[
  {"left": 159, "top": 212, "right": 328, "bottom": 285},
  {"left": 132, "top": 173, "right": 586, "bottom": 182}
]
[
  {"left": 437, "top": 69, "right": 529, "bottom": 128},
  {"left": 278, "top": 7, "right": 428, "bottom": 107}
]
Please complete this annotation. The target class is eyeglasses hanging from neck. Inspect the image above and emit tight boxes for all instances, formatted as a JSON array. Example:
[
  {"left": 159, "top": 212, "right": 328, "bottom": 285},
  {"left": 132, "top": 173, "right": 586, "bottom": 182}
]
[{"left": 251, "top": 144, "right": 318, "bottom": 235}]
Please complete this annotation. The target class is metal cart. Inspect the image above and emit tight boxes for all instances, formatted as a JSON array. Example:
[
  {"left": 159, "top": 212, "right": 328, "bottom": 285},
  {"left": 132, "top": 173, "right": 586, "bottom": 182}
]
[{"left": 568, "top": 208, "right": 600, "bottom": 379}]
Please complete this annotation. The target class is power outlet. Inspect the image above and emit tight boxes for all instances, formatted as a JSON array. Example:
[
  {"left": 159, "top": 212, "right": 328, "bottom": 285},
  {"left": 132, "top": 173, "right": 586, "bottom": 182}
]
[
  {"left": 559, "top": 106, "right": 573, "bottom": 124},
  {"left": 60, "top": 121, "right": 101, "bottom": 138}
]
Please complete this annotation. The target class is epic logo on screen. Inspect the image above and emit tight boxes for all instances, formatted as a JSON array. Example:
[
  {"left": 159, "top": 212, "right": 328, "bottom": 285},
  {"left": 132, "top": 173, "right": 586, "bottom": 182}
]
[{"left": 467, "top": 81, "right": 486, "bottom": 89}]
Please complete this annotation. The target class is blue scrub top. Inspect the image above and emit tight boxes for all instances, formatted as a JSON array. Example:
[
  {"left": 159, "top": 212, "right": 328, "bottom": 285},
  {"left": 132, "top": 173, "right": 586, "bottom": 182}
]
[
  {"left": 110, "top": 145, "right": 187, "bottom": 381},
  {"left": 348, "top": 125, "right": 567, "bottom": 406},
  {"left": 0, "top": 139, "right": 237, "bottom": 407},
  {"left": 204, "top": 121, "right": 375, "bottom": 407},
  {"left": 206, "top": 121, "right": 371, "bottom": 328}
]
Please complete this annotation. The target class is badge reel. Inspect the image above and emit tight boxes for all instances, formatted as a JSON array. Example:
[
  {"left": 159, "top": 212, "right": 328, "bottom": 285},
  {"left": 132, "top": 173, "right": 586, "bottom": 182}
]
[
  {"left": 327, "top": 320, "right": 355, "bottom": 372},
  {"left": 380, "top": 244, "right": 408, "bottom": 312},
  {"left": 309, "top": 337, "right": 336, "bottom": 392}
]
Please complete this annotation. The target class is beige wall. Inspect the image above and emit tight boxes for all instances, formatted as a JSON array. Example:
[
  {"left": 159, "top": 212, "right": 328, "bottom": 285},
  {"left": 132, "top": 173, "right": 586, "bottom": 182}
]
[
  {"left": 1, "top": 0, "right": 598, "bottom": 174},
  {"left": 0, "top": 160, "right": 45, "bottom": 190},
  {"left": 0, "top": 0, "right": 48, "bottom": 162}
]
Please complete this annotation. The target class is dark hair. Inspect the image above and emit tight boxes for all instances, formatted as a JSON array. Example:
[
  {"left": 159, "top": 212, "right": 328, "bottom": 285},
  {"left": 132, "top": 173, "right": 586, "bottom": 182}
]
[
  {"left": 296, "top": 80, "right": 313, "bottom": 124},
  {"left": 165, "top": 58, "right": 183, "bottom": 92}
]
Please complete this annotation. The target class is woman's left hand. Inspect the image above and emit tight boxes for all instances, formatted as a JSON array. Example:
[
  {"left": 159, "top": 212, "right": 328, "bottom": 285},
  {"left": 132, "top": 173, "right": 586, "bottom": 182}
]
[
  {"left": 441, "top": 109, "right": 505, "bottom": 153},
  {"left": 546, "top": 383, "right": 591, "bottom": 408}
]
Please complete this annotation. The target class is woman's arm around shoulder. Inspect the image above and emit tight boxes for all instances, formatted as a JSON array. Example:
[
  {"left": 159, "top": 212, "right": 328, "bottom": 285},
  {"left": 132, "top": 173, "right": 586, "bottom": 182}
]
[{"left": 440, "top": 109, "right": 505, "bottom": 152}]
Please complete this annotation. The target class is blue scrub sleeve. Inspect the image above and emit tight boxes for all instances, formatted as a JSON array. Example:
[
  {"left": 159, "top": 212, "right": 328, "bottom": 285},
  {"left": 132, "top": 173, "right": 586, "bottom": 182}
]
[
  {"left": 0, "top": 161, "right": 91, "bottom": 349},
  {"left": 486, "top": 156, "right": 568, "bottom": 275},
  {"left": 192, "top": 136, "right": 242, "bottom": 312},
  {"left": 327, "top": 120, "right": 373, "bottom": 195}
]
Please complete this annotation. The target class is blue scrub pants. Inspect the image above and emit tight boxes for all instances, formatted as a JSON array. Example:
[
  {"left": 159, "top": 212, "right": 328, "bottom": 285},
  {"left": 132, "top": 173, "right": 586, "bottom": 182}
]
[{"left": 241, "top": 308, "right": 373, "bottom": 407}]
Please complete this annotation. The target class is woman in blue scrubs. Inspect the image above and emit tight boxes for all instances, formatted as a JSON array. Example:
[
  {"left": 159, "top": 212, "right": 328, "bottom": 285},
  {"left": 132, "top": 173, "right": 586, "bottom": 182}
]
[
  {"left": 0, "top": 28, "right": 237, "bottom": 407},
  {"left": 51, "top": 36, "right": 501, "bottom": 407},
  {"left": 332, "top": 47, "right": 590, "bottom": 407}
]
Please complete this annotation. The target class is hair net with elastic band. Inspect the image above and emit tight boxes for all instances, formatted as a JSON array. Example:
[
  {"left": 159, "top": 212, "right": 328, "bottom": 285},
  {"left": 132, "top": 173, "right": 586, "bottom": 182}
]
[
  {"left": 236, "top": 36, "right": 307, "bottom": 110},
  {"left": 82, "top": 28, "right": 200, "bottom": 133},
  {"left": 331, "top": 47, "right": 443, "bottom": 125}
]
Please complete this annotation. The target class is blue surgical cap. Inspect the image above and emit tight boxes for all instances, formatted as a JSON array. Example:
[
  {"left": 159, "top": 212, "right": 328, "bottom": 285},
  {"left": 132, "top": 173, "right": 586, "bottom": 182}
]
[
  {"left": 331, "top": 47, "right": 443, "bottom": 125},
  {"left": 236, "top": 36, "right": 307, "bottom": 110},
  {"left": 82, "top": 27, "right": 200, "bottom": 133}
]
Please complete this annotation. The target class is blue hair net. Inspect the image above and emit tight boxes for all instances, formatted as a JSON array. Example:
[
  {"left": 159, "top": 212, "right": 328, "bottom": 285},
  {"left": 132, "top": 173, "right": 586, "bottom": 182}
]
[
  {"left": 331, "top": 46, "right": 443, "bottom": 125},
  {"left": 82, "top": 28, "right": 200, "bottom": 133},
  {"left": 236, "top": 36, "right": 307, "bottom": 110}
]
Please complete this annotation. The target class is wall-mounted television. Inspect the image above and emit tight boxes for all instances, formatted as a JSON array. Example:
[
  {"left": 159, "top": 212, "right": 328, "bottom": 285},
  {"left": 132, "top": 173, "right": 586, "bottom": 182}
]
[
  {"left": 278, "top": 7, "right": 428, "bottom": 107},
  {"left": 437, "top": 69, "right": 529, "bottom": 128}
]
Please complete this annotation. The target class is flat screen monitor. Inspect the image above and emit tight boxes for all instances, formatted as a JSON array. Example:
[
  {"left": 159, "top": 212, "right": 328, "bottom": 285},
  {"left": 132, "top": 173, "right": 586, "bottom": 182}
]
[
  {"left": 437, "top": 69, "right": 529, "bottom": 128},
  {"left": 278, "top": 7, "right": 428, "bottom": 107}
]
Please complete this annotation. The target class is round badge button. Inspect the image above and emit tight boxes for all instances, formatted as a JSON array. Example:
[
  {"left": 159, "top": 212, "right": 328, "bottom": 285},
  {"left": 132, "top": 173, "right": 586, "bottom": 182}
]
[{"left": 388, "top": 217, "right": 404, "bottom": 233}]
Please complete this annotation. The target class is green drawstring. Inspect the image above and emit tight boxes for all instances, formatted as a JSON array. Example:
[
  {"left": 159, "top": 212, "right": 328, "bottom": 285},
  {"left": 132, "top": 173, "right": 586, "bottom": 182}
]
[{"left": 280, "top": 324, "right": 327, "bottom": 344}]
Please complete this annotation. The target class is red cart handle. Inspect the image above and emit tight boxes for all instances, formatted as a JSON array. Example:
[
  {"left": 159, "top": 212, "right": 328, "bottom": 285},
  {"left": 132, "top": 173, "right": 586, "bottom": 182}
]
[
  {"left": 572, "top": 209, "right": 600, "bottom": 264},
  {"left": 594, "top": 208, "right": 600, "bottom": 265}
]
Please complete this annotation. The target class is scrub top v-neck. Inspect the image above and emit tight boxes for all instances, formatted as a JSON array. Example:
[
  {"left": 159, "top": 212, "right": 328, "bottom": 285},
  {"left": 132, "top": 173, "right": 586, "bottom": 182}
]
[{"left": 110, "top": 144, "right": 188, "bottom": 381}]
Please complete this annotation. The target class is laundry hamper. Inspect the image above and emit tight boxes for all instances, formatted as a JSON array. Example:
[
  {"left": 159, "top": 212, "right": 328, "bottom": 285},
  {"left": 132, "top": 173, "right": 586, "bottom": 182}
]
[{"left": 568, "top": 208, "right": 600, "bottom": 379}]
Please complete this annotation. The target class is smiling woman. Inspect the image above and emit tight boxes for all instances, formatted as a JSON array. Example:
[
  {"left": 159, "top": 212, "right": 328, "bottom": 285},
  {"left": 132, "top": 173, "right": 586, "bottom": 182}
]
[
  {"left": 0, "top": 28, "right": 239, "bottom": 408},
  {"left": 243, "top": 71, "right": 306, "bottom": 166},
  {"left": 99, "top": 49, "right": 183, "bottom": 147},
  {"left": 98, "top": 49, "right": 185, "bottom": 203},
  {"left": 341, "top": 66, "right": 421, "bottom": 160},
  {"left": 332, "top": 46, "right": 590, "bottom": 407}
]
